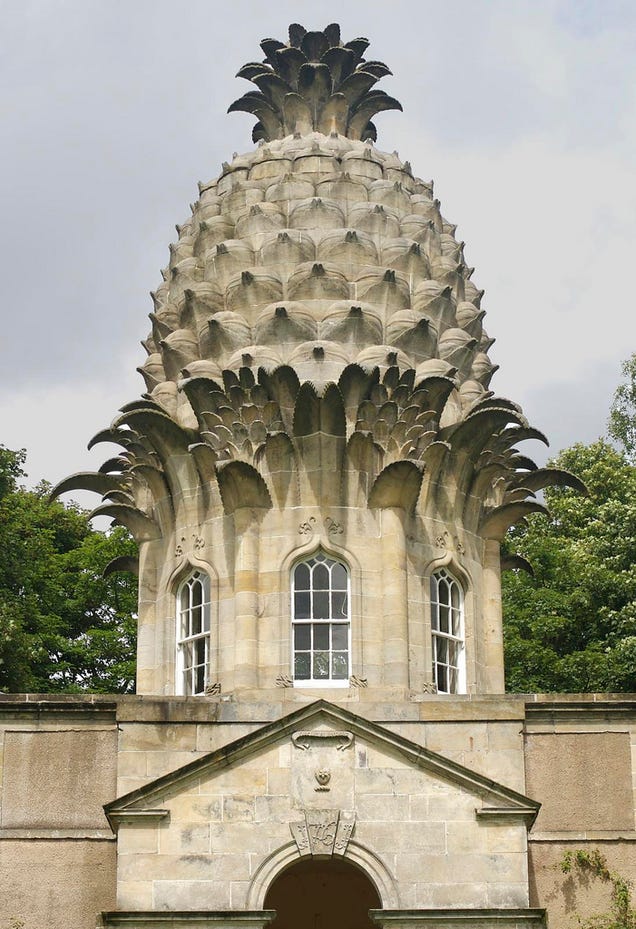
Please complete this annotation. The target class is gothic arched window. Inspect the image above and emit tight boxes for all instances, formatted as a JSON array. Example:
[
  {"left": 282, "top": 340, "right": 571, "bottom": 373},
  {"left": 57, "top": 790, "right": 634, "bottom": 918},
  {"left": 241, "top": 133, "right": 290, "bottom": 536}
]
[
  {"left": 176, "top": 570, "right": 211, "bottom": 696},
  {"left": 292, "top": 552, "right": 350, "bottom": 686},
  {"left": 430, "top": 568, "right": 465, "bottom": 694}
]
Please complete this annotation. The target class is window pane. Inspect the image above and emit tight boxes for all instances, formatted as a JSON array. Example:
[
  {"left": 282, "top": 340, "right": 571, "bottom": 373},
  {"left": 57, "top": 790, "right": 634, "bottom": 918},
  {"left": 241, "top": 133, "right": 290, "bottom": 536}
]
[
  {"left": 331, "top": 563, "right": 347, "bottom": 589},
  {"left": 430, "top": 599, "right": 439, "bottom": 631},
  {"left": 294, "top": 624, "right": 311, "bottom": 649},
  {"left": 294, "top": 591, "right": 310, "bottom": 619},
  {"left": 436, "top": 663, "right": 448, "bottom": 693},
  {"left": 180, "top": 587, "right": 190, "bottom": 612},
  {"left": 451, "top": 609, "right": 461, "bottom": 637},
  {"left": 332, "top": 624, "right": 348, "bottom": 649},
  {"left": 195, "top": 663, "right": 206, "bottom": 694},
  {"left": 182, "top": 641, "right": 193, "bottom": 670},
  {"left": 192, "top": 580, "right": 203, "bottom": 608},
  {"left": 313, "top": 591, "right": 329, "bottom": 619},
  {"left": 294, "top": 653, "right": 310, "bottom": 679},
  {"left": 448, "top": 666, "right": 458, "bottom": 693},
  {"left": 331, "top": 591, "right": 348, "bottom": 619},
  {"left": 436, "top": 637, "right": 448, "bottom": 663},
  {"left": 194, "top": 637, "right": 207, "bottom": 666},
  {"left": 313, "top": 652, "right": 329, "bottom": 679},
  {"left": 439, "top": 579, "right": 450, "bottom": 606},
  {"left": 451, "top": 582, "right": 460, "bottom": 610},
  {"left": 294, "top": 563, "right": 311, "bottom": 590},
  {"left": 439, "top": 604, "right": 450, "bottom": 634},
  {"left": 313, "top": 563, "right": 330, "bottom": 590},
  {"left": 332, "top": 652, "right": 348, "bottom": 679},
  {"left": 192, "top": 603, "right": 202, "bottom": 636},
  {"left": 314, "top": 624, "right": 329, "bottom": 649}
]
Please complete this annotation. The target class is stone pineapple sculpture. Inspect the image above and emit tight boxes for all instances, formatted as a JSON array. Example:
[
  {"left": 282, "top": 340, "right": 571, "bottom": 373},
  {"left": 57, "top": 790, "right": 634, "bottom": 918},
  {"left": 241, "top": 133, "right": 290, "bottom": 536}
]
[{"left": 54, "top": 24, "right": 582, "bottom": 697}]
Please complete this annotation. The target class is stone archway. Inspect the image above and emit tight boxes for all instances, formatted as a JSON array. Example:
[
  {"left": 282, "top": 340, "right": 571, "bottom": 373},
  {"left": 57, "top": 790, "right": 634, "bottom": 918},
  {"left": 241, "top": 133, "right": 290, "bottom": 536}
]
[{"left": 264, "top": 856, "right": 382, "bottom": 929}]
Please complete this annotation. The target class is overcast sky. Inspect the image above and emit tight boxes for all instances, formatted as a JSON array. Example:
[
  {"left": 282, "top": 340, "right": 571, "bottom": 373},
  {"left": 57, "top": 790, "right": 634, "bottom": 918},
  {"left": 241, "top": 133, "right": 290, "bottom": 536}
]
[{"left": 1, "top": 0, "right": 635, "bottom": 493}]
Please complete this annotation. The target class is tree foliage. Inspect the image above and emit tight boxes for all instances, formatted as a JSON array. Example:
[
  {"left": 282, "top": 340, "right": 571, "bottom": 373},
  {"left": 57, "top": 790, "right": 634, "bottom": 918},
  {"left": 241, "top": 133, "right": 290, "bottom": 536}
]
[
  {"left": 502, "top": 440, "right": 636, "bottom": 692},
  {"left": 0, "top": 447, "right": 138, "bottom": 693},
  {"left": 609, "top": 352, "right": 636, "bottom": 462},
  {"left": 561, "top": 849, "right": 636, "bottom": 929}
]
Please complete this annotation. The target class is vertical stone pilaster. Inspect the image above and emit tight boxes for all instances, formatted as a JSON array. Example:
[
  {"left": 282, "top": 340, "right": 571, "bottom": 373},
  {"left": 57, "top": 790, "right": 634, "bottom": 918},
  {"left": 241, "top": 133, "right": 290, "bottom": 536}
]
[
  {"left": 481, "top": 538, "right": 505, "bottom": 694},
  {"left": 380, "top": 508, "right": 409, "bottom": 688},
  {"left": 233, "top": 507, "right": 260, "bottom": 690}
]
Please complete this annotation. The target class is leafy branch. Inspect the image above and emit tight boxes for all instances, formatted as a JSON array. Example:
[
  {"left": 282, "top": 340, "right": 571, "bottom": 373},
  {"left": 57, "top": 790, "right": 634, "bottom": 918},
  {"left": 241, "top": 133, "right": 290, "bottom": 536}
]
[{"left": 561, "top": 849, "right": 636, "bottom": 929}]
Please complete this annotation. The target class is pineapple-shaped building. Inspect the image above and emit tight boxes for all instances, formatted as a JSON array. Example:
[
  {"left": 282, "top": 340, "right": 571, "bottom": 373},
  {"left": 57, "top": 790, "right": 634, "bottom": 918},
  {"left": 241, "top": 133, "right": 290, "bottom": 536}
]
[
  {"left": 57, "top": 23, "right": 578, "bottom": 703},
  {"left": 6, "top": 23, "right": 633, "bottom": 929}
]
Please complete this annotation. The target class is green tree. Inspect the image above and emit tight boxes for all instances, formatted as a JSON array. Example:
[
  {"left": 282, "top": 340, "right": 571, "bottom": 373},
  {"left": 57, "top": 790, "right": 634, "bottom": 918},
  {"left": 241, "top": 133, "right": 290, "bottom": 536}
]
[
  {"left": 502, "top": 440, "right": 636, "bottom": 692},
  {"left": 609, "top": 352, "right": 636, "bottom": 462},
  {"left": 0, "top": 447, "right": 138, "bottom": 693}
]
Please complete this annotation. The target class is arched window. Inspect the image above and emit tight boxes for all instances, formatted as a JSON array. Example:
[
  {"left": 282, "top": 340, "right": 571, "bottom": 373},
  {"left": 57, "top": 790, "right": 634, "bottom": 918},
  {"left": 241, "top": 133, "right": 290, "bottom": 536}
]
[
  {"left": 430, "top": 568, "right": 465, "bottom": 694},
  {"left": 176, "top": 570, "right": 211, "bottom": 696},
  {"left": 292, "top": 551, "right": 350, "bottom": 687}
]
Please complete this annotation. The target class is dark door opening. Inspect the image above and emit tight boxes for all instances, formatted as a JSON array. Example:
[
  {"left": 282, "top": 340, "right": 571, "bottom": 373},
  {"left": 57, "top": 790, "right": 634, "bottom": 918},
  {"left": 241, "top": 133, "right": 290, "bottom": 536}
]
[{"left": 264, "top": 857, "right": 381, "bottom": 929}]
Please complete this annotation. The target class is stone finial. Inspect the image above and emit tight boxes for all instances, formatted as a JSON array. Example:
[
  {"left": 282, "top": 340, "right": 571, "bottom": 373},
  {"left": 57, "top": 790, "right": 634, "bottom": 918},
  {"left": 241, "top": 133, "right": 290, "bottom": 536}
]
[{"left": 228, "top": 23, "right": 402, "bottom": 142}]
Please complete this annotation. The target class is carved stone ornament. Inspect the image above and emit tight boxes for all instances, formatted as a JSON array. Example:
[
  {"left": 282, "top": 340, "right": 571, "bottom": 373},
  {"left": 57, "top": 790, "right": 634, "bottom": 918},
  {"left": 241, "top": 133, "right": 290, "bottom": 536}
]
[
  {"left": 290, "top": 809, "right": 356, "bottom": 857},
  {"left": 420, "top": 681, "right": 438, "bottom": 694},
  {"left": 275, "top": 674, "right": 293, "bottom": 688},
  {"left": 314, "top": 769, "right": 331, "bottom": 791},
  {"left": 175, "top": 533, "right": 205, "bottom": 558},
  {"left": 325, "top": 516, "right": 344, "bottom": 536},
  {"left": 292, "top": 729, "right": 354, "bottom": 751},
  {"left": 204, "top": 681, "right": 221, "bottom": 695},
  {"left": 434, "top": 529, "right": 465, "bottom": 554},
  {"left": 298, "top": 516, "right": 317, "bottom": 535},
  {"left": 350, "top": 675, "right": 368, "bottom": 688}
]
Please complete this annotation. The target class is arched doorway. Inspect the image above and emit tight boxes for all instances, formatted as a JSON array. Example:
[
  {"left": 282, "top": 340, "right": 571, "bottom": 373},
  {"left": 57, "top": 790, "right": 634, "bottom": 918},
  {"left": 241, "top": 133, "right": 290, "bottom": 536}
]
[{"left": 264, "top": 857, "right": 382, "bottom": 929}]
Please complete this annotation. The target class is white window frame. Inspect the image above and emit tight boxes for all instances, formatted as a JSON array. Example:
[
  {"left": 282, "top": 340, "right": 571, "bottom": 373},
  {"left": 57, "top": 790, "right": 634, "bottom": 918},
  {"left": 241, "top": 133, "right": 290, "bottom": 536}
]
[
  {"left": 430, "top": 567, "right": 465, "bottom": 694},
  {"left": 291, "top": 551, "right": 351, "bottom": 688},
  {"left": 176, "top": 570, "right": 211, "bottom": 696}
]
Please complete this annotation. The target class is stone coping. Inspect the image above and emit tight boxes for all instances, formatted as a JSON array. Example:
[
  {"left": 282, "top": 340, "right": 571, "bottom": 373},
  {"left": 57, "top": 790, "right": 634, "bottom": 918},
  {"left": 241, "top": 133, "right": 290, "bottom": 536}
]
[
  {"left": 100, "top": 912, "right": 276, "bottom": 928},
  {"left": 1, "top": 692, "right": 634, "bottom": 725},
  {"left": 370, "top": 910, "right": 546, "bottom": 928},
  {"left": 529, "top": 831, "right": 636, "bottom": 842},
  {"left": 0, "top": 828, "right": 115, "bottom": 841}
]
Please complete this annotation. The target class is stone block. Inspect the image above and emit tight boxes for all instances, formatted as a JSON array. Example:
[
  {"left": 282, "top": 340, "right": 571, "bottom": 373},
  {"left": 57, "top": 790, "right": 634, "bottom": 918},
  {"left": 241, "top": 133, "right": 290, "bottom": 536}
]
[
  {"left": 117, "top": 879, "right": 153, "bottom": 909},
  {"left": 168, "top": 795, "right": 222, "bottom": 823},
  {"left": 157, "top": 822, "right": 211, "bottom": 855},
  {"left": 356, "top": 794, "right": 410, "bottom": 822},
  {"left": 1, "top": 729, "right": 116, "bottom": 829},
  {"left": 153, "top": 879, "right": 231, "bottom": 909},
  {"left": 0, "top": 838, "right": 116, "bottom": 929},
  {"left": 223, "top": 796, "right": 255, "bottom": 822},
  {"left": 525, "top": 731, "right": 634, "bottom": 831},
  {"left": 118, "top": 723, "right": 197, "bottom": 753},
  {"left": 118, "top": 823, "right": 160, "bottom": 854}
]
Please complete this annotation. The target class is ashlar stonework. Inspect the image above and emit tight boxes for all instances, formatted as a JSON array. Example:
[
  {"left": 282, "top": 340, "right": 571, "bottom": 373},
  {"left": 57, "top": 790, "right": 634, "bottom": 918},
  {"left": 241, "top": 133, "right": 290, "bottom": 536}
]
[{"left": 2, "top": 22, "right": 634, "bottom": 929}]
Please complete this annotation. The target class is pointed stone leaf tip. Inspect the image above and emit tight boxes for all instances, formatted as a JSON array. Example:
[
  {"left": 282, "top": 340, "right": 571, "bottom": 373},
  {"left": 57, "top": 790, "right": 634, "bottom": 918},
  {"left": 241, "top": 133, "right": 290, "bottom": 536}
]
[{"left": 229, "top": 23, "right": 403, "bottom": 142}]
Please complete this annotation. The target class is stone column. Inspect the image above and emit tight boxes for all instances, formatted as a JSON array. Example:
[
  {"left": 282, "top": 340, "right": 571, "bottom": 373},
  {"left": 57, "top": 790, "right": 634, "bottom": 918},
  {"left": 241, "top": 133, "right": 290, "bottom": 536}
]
[
  {"left": 233, "top": 507, "right": 260, "bottom": 691},
  {"left": 481, "top": 538, "right": 506, "bottom": 694},
  {"left": 380, "top": 508, "right": 409, "bottom": 689}
]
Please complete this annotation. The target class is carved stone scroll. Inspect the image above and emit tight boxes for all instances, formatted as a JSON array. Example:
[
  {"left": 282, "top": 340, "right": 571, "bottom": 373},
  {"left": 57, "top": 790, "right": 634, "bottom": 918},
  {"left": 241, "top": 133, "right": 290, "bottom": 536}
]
[{"left": 291, "top": 730, "right": 353, "bottom": 751}]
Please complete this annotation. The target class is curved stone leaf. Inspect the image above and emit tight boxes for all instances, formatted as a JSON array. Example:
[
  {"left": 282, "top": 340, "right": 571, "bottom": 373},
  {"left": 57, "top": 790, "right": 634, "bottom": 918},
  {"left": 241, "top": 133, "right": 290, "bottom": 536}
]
[
  {"left": 368, "top": 460, "right": 423, "bottom": 511},
  {"left": 479, "top": 501, "right": 548, "bottom": 540}
]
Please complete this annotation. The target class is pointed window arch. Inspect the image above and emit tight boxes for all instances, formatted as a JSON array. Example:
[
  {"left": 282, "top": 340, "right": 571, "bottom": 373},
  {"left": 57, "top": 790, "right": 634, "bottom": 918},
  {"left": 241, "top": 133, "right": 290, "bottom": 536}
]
[
  {"left": 430, "top": 568, "right": 465, "bottom": 694},
  {"left": 292, "top": 551, "right": 350, "bottom": 687},
  {"left": 176, "top": 570, "right": 211, "bottom": 696}
]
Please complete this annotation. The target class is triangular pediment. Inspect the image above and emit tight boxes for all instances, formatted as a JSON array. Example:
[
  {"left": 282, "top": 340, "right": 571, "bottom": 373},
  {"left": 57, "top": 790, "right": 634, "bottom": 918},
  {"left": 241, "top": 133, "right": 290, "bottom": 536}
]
[{"left": 106, "top": 700, "right": 538, "bottom": 828}]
